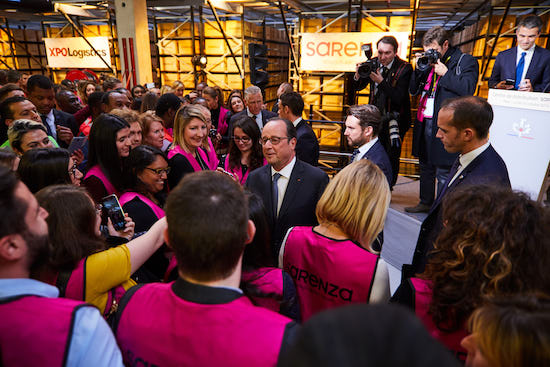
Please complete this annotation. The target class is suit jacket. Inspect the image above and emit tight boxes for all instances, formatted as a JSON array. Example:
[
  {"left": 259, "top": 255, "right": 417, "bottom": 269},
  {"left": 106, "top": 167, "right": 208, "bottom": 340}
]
[
  {"left": 407, "top": 144, "right": 511, "bottom": 276},
  {"left": 228, "top": 109, "right": 278, "bottom": 132},
  {"left": 488, "top": 46, "right": 550, "bottom": 92},
  {"left": 361, "top": 140, "right": 392, "bottom": 187},
  {"left": 52, "top": 109, "right": 79, "bottom": 148},
  {"left": 410, "top": 47, "right": 478, "bottom": 167},
  {"left": 246, "top": 159, "right": 329, "bottom": 259},
  {"left": 295, "top": 119, "right": 319, "bottom": 166},
  {"left": 354, "top": 56, "right": 412, "bottom": 139}
]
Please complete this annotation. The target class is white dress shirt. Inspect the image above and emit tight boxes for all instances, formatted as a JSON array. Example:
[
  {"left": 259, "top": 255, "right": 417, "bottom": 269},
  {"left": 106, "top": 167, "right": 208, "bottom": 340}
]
[
  {"left": 292, "top": 116, "right": 302, "bottom": 127},
  {"left": 355, "top": 137, "right": 379, "bottom": 162},
  {"left": 517, "top": 44, "right": 535, "bottom": 83},
  {"left": 271, "top": 156, "right": 296, "bottom": 216},
  {"left": 247, "top": 108, "right": 263, "bottom": 131}
]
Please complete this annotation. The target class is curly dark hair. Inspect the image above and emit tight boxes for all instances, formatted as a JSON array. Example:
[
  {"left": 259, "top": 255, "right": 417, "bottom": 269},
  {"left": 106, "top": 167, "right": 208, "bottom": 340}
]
[
  {"left": 227, "top": 116, "right": 263, "bottom": 172},
  {"left": 422, "top": 185, "right": 550, "bottom": 332}
]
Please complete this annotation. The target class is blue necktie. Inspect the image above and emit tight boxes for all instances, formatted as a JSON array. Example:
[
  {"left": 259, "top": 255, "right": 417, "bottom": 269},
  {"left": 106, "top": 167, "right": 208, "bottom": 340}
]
[
  {"left": 350, "top": 148, "right": 360, "bottom": 164},
  {"left": 272, "top": 173, "right": 281, "bottom": 218},
  {"left": 515, "top": 52, "right": 526, "bottom": 90}
]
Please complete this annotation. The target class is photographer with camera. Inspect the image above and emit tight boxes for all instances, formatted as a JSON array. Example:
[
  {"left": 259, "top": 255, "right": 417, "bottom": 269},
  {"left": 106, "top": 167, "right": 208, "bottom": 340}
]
[
  {"left": 353, "top": 36, "right": 412, "bottom": 188},
  {"left": 405, "top": 26, "right": 478, "bottom": 213}
]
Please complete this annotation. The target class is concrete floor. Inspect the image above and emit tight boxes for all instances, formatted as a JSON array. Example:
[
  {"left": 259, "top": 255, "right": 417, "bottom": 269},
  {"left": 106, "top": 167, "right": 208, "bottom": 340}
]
[{"left": 390, "top": 176, "right": 428, "bottom": 222}]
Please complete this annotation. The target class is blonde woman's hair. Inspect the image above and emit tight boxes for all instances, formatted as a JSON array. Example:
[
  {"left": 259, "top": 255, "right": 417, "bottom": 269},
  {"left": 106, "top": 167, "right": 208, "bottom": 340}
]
[
  {"left": 171, "top": 80, "right": 185, "bottom": 91},
  {"left": 110, "top": 108, "right": 139, "bottom": 124},
  {"left": 160, "top": 85, "right": 174, "bottom": 95},
  {"left": 315, "top": 159, "right": 390, "bottom": 251},
  {"left": 172, "top": 104, "right": 206, "bottom": 153},
  {"left": 139, "top": 110, "right": 163, "bottom": 137},
  {"left": 194, "top": 104, "right": 212, "bottom": 151}
]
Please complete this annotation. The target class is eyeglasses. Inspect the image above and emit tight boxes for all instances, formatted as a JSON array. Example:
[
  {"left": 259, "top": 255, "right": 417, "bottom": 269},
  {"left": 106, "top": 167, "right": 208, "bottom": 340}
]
[
  {"left": 232, "top": 136, "right": 251, "bottom": 143},
  {"left": 145, "top": 167, "right": 171, "bottom": 175},
  {"left": 260, "top": 136, "right": 290, "bottom": 145},
  {"left": 68, "top": 161, "right": 78, "bottom": 178},
  {"left": 95, "top": 204, "right": 103, "bottom": 216}
]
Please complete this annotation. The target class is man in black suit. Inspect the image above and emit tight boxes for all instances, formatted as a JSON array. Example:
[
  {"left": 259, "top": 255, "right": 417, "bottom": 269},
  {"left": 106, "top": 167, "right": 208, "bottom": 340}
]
[
  {"left": 407, "top": 96, "right": 511, "bottom": 276},
  {"left": 489, "top": 15, "right": 550, "bottom": 93},
  {"left": 354, "top": 36, "right": 412, "bottom": 186},
  {"left": 229, "top": 85, "right": 277, "bottom": 132},
  {"left": 344, "top": 104, "right": 392, "bottom": 187},
  {"left": 246, "top": 118, "right": 329, "bottom": 260},
  {"left": 278, "top": 91, "right": 319, "bottom": 166},
  {"left": 27, "top": 75, "right": 79, "bottom": 148},
  {"left": 406, "top": 26, "right": 479, "bottom": 213}
]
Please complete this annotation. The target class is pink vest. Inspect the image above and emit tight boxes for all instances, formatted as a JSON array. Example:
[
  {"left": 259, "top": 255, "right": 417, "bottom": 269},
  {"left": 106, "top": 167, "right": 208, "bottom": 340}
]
[
  {"left": 283, "top": 226, "right": 379, "bottom": 321},
  {"left": 203, "top": 137, "right": 219, "bottom": 170},
  {"left": 242, "top": 267, "right": 283, "bottom": 313},
  {"left": 417, "top": 68, "right": 437, "bottom": 122},
  {"left": 116, "top": 282, "right": 291, "bottom": 367},
  {"left": 410, "top": 278, "right": 468, "bottom": 360},
  {"left": 119, "top": 192, "right": 165, "bottom": 219},
  {"left": 59, "top": 257, "right": 127, "bottom": 319},
  {"left": 224, "top": 155, "right": 267, "bottom": 185},
  {"left": 83, "top": 165, "right": 118, "bottom": 196},
  {"left": 0, "top": 295, "right": 86, "bottom": 367},
  {"left": 167, "top": 145, "right": 210, "bottom": 172},
  {"left": 218, "top": 106, "right": 229, "bottom": 136}
]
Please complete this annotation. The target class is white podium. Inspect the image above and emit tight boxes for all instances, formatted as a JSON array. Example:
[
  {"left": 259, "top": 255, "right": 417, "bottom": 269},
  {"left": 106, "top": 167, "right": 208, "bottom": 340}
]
[{"left": 488, "top": 89, "right": 550, "bottom": 201}]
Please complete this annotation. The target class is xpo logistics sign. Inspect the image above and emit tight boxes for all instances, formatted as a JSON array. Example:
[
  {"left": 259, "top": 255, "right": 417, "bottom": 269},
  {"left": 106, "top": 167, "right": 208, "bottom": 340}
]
[
  {"left": 44, "top": 37, "right": 112, "bottom": 69},
  {"left": 300, "top": 32, "right": 409, "bottom": 72}
]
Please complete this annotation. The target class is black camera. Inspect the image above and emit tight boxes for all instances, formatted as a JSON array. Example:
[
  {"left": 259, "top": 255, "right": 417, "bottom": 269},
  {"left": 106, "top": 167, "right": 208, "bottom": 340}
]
[
  {"left": 357, "top": 43, "right": 380, "bottom": 78},
  {"left": 209, "top": 128, "right": 218, "bottom": 139},
  {"left": 416, "top": 49, "right": 442, "bottom": 71}
]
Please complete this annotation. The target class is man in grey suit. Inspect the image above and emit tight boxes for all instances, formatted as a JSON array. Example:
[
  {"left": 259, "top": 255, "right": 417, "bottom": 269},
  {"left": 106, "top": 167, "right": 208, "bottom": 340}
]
[
  {"left": 229, "top": 86, "right": 277, "bottom": 132},
  {"left": 246, "top": 117, "right": 329, "bottom": 260}
]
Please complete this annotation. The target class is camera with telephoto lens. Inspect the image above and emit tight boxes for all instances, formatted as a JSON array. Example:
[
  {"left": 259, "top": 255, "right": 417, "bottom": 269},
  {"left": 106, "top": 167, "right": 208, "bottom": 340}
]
[
  {"left": 383, "top": 112, "right": 401, "bottom": 148},
  {"left": 209, "top": 128, "right": 217, "bottom": 139},
  {"left": 416, "top": 49, "right": 442, "bottom": 72},
  {"left": 357, "top": 43, "right": 380, "bottom": 78}
]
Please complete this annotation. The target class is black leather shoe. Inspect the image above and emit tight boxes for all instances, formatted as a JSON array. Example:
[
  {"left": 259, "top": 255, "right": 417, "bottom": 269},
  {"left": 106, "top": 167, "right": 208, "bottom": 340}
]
[{"left": 405, "top": 203, "right": 431, "bottom": 213}]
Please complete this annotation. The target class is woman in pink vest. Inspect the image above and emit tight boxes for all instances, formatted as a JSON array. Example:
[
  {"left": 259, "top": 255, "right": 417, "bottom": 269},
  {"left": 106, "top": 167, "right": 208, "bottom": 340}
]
[
  {"left": 139, "top": 110, "right": 171, "bottom": 152},
  {"left": 241, "top": 192, "right": 299, "bottom": 321},
  {"left": 121, "top": 145, "right": 169, "bottom": 282},
  {"left": 281, "top": 160, "right": 391, "bottom": 321},
  {"left": 195, "top": 105, "right": 220, "bottom": 169},
  {"left": 83, "top": 113, "right": 131, "bottom": 203},
  {"left": 167, "top": 105, "right": 210, "bottom": 188},
  {"left": 219, "top": 116, "right": 266, "bottom": 185},
  {"left": 36, "top": 185, "right": 167, "bottom": 320},
  {"left": 203, "top": 86, "right": 229, "bottom": 145},
  {"left": 391, "top": 185, "right": 550, "bottom": 361}
]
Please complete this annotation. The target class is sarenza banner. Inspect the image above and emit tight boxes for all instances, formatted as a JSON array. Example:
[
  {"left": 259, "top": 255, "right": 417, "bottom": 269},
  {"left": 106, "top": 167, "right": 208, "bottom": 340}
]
[
  {"left": 44, "top": 37, "right": 112, "bottom": 69},
  {"left": 300, "top": 32, "right": 409, "bottom": 72}
]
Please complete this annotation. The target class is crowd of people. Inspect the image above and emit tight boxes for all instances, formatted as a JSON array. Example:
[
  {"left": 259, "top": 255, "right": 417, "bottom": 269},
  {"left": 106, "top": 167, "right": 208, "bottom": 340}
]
[{"left": 0, "top": 14, "right": 549, "bottom": 367}]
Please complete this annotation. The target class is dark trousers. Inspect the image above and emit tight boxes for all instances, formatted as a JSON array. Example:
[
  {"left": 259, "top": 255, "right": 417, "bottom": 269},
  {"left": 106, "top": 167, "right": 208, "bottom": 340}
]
[{"left": 419, "top": 117, "right": 451, "bottom": 205}]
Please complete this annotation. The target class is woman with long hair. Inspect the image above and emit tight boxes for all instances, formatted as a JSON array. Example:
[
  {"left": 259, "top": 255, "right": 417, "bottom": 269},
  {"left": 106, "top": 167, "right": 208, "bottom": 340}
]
[
  {"left": 140, "top": 91, "right": 160, "bottom": 113},
  {"left": 121, "top": 145, "right": 169, "bottom": 282},
  {"left": 166, "top": 104, "right": 209, "bottom": 188},
  {"left": 202, "top": 86, "right": 229, "bottom": 142},
  {"left": 77, "top": 80, "right": 100, "bottom": 105},
  {"left": 17, "top": 148, "right": 82, "bottom": 193},
  {"left": 225, "top": 90, "right": 244, "bottom": 114},
  {"left": 111, "top": 108, "right": 142, "bottom": 149},
  {"left": 171, "top": 80, "right": 185, "bottom": 98},
  {"left": 194, "top": 104, "right": 219, "bottom": 169},
  {"left": 82, "top": 113, "right": 131, "bottom": 203},
  {"left": 391, "top": 185, "right": 550, "bottom": 360},
  {"left": 219, "top": 116, "right": 265, "bottom": 185},
  {"left": 36, "top": 184, "right": 166, "bottom": 319},
  {"left": 241, "top": 192, "right": 299, "bottom": 320},
  {"left": 281, "top": 160, "right": 391, "bottom": 321}
]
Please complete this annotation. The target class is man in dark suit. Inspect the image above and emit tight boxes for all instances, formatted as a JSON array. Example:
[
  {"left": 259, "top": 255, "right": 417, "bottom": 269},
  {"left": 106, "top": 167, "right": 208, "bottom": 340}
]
[
  {"left": 406, "top": 26, "right": 479, "bottom": 213},
  {"left": 489, "top": 15, "right": 550, "bottom": 93},
  {"left": 354, "top": 36, "right": 412, "bottom": 186},
  {"left": 278, "top": 91, "right": 319, "bottom": 166},
  {"left": 26, "top": 75, "right": 79, "bottom": 148},
  {"left": 246, "top": 118, "right": 329, "bottom": 260},
  {"left": 344, "top": 104, "right": 392, "bottom": 186},
  {"left": 229, "top": 85, "right": 277, "bottom": 132},
  {"left": 407, "top": 96, "right": 511, "bottom": 276}
]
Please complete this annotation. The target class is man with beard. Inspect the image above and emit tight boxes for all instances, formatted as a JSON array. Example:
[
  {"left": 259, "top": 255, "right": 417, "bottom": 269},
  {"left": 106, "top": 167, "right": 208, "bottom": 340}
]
[{"left": 0, "top": 167, "right": 123, "bottom": 366}]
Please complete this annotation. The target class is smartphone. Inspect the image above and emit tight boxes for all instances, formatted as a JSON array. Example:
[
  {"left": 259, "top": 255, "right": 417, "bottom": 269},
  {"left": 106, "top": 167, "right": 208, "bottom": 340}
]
[
  {"left": 101, "top": 194, "right": 126, "bottom": 231},
  {"left": 67, "top": 136, "right": 87, "bottom": 155},
  {"left": 505, "top": 79, "right": 515, "bottom": 86}
]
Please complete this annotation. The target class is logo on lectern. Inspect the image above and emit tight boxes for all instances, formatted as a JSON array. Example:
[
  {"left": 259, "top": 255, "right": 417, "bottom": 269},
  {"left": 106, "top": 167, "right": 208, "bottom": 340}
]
[{"left": 507, "top": 118, "right": 534, "bottom": 140}]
